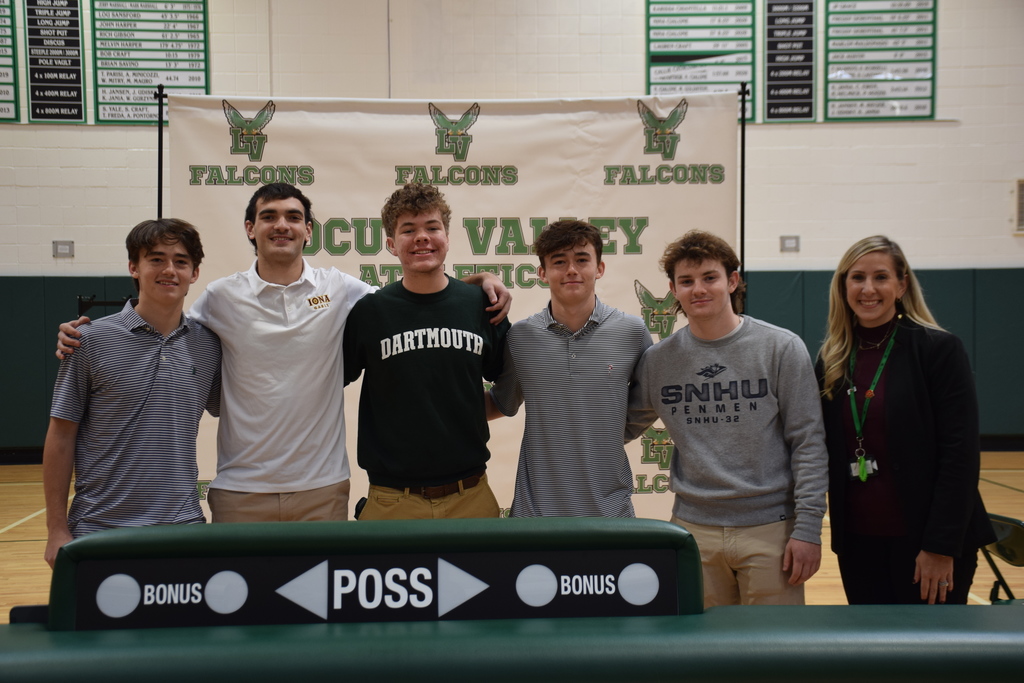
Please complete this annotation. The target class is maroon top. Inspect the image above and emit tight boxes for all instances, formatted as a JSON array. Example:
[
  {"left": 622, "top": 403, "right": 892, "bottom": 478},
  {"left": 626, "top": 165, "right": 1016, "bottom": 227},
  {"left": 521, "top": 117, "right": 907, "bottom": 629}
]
[{"left": 843, "top": 321, "right": 907, "bottom": 536}]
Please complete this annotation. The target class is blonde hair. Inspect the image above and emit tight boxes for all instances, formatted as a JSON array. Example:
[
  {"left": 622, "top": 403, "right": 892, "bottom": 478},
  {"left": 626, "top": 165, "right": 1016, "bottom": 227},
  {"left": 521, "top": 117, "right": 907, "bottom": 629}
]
[{"left": 819, "top": 236, "right": 942, "bottom": 399}]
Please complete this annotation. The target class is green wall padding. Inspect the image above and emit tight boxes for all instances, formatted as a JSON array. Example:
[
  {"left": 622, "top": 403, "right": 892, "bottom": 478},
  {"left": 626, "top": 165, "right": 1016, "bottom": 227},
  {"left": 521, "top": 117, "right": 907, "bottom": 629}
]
[
  {"left": 3, "top": 269, "right": 1022, "bottom": 455},
  {"left": 1, "top": 277, "right": 48, "bottom": 449},
  {"left": 746, "top": 268, "right": 1021, "bottom": 436},
  {"left": 2, "top": 276, "right": 135, "bottom": 454},
  {"left": 974, "top": 269, "right": 1024, "bottom": 436}
]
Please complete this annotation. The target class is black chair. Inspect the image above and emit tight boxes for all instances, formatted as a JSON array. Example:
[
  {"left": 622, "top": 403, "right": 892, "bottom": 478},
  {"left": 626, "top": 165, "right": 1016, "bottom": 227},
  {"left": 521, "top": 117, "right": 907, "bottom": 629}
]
[{"left": 981, "top": 513, "right": 1024, "bottom": 604}]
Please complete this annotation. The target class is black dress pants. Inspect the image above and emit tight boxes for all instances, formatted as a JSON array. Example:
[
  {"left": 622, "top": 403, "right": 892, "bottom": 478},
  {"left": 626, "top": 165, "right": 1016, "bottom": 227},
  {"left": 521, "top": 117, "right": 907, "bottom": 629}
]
[{"left": 837, "top": 532, "right": 979, "bottom": 604}]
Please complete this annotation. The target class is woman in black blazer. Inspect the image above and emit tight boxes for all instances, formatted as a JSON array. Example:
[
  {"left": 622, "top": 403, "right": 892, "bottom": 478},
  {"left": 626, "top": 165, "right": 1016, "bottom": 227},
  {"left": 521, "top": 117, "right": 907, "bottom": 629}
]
[{"left": 817, "top": 236, "right": 994, "bottom": 604}]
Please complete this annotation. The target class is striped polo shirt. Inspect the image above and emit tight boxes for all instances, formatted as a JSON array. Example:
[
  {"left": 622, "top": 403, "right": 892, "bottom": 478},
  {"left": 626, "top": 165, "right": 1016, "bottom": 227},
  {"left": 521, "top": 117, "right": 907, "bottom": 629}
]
[
  {"left": 51, "top": 301, "right": 222, "bottom": 536},
  {"left": 490, "top": 299, "right": 653, "bottom": 517}
]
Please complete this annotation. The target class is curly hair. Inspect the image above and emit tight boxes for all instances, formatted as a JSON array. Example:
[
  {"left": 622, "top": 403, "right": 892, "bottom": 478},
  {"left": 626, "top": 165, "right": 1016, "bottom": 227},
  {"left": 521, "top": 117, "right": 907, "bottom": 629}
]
[
  {"left": 659, "top": 230, "right": 745, "bottom": 315},
  {"left": 818, "top": 235, "right": 942, "bottom": 400},
  {"left": 381, "top": 183, "right": 452, "bottom": 238}
]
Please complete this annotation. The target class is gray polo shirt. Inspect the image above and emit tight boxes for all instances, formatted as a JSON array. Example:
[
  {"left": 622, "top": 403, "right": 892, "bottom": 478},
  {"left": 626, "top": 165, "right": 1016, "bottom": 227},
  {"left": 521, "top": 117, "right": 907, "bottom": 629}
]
[
  {"left": 490, "top": 299, "right": 652, "bottom": 517},
  {"left": 51, "top": 301, "right": 222, "bottom": 536}
]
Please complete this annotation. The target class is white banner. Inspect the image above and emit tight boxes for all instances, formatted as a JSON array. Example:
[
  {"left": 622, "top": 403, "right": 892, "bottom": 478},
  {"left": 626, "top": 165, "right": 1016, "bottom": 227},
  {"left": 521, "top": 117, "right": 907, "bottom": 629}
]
[{"left": 169, "top": 93, "right": 738, "bottom": 521}]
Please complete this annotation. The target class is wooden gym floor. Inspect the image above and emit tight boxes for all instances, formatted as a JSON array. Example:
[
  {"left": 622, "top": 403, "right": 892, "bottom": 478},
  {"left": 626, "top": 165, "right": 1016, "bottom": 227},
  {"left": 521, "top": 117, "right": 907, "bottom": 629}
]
[{"left": 2, "top": 454, "right": 1022, "bottom": 623}]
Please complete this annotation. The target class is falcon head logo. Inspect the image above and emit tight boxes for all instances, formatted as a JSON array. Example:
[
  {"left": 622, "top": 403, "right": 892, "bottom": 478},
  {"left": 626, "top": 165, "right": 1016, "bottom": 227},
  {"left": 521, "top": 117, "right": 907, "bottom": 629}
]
[
  {"left": 634, "top": 279, "right": 678, "bottom": 340},
  {"left": 429, "top": 102, "right": 480, "bottom": 162},
  {"left": 638, "top": 98, "right": 687, "bottom": 161},
  {"left": 223, "top": 100, "right": 276, "bottom": 162}
]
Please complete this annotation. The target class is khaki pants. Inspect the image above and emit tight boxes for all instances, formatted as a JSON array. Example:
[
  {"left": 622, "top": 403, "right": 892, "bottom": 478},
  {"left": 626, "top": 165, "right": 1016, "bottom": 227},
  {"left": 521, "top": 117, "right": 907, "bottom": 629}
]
[
  {"left": 209, "top": 480, "right": 351, "bottom": 523},
  {"left": 359, "top": 475, "right": 500, "bottom": 520},
  {"left": 672, "top": 516, "right": 805, "bottom": 607}
]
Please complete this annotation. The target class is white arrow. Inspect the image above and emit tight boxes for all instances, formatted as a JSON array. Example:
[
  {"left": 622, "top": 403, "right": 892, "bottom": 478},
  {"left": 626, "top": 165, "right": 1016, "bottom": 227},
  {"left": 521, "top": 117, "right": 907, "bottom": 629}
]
[
  {"left": 437, "top": 558, "right": 489, "bottom": 617},
  {"left": 276, "top": 560, "right": 328, "bottom": 619}
]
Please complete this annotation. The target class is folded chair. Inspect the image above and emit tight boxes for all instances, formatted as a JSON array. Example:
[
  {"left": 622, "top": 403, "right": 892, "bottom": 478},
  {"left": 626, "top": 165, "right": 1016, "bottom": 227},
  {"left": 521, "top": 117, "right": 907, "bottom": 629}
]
[{"left": 981, "top": 513, "right": 1024, "bottom": 604}]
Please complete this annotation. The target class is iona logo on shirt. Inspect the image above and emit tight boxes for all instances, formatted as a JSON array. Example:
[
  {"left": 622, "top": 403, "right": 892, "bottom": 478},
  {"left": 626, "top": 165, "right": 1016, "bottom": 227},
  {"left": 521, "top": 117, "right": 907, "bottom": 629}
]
[{"left": 307, "top": 295, "right": 331, "bottom": 311}]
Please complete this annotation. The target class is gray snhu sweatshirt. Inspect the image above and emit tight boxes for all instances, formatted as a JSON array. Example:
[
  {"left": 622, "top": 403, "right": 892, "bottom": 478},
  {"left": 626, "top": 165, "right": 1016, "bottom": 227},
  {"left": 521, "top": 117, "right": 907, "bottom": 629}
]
[{"left": 627, "top": 316, "right": 828, "bottom": 544}]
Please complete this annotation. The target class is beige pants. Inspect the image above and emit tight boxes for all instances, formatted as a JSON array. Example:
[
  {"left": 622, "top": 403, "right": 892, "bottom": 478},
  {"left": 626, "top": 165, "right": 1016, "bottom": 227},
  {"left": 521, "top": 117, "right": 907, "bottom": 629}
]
[
  {"left": 359, "top": 475, "right": 500, "bottom": 520},
  {"left": 208, "top": 479, "right": 351, "bottom": 523},
  {"left": 671, "top": 516, "right": 805, "bottom": 607}
]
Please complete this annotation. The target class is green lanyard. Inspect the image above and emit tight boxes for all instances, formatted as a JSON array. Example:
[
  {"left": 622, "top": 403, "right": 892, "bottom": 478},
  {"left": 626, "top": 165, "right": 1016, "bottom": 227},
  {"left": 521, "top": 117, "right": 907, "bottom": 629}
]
[{"left": 847, "top": 329, "right": 897, "bottom": 482}]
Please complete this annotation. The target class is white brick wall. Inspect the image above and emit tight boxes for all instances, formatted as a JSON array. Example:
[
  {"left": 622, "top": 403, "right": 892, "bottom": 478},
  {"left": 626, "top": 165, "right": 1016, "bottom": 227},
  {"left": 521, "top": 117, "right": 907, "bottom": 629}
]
[{"left": 1, "top": 0, "right": 1021, "bottom": 275}]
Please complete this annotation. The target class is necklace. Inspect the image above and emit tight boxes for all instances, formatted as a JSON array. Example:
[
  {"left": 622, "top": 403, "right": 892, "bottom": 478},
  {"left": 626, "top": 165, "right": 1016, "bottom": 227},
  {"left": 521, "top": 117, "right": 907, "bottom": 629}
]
[{"left": 856, "top": 315, "right": 899, "bottom": 350}]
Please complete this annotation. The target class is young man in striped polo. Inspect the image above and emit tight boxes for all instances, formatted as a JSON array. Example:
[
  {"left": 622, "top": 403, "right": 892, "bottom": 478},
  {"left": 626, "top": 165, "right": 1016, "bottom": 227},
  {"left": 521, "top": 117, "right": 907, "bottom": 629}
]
[
  {"left": 486, "top": 220, "right": 652, "bottom": 517},
  {"left": 43, "top": 219, "right": 222, "bottom": 567}
]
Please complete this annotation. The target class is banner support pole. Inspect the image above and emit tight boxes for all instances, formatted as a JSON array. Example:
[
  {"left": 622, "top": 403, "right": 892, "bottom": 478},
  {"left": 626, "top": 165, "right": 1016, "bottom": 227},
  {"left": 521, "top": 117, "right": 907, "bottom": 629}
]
[
  {"left": 739, "top": 82, "right": 749, "bottom": 287},
  {"left": 154, "top": 84, "right": 167, "bottom": 218}
]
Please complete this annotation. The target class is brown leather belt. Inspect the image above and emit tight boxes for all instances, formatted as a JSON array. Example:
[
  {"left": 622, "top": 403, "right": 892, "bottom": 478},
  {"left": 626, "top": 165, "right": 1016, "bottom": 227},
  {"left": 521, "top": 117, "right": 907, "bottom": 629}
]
[{"left": 403, "top": 471, "right": 485, "bottom": 499}]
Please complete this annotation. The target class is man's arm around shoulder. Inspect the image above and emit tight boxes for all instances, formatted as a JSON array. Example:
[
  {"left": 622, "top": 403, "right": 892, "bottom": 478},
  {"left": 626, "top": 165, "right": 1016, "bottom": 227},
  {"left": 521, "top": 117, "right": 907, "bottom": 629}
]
[
  {"left": 461, "top": 271, "right": 511, "bottom": 324},
  {"left": 55, "top": 316, "right": 91, "bottom": 360}
]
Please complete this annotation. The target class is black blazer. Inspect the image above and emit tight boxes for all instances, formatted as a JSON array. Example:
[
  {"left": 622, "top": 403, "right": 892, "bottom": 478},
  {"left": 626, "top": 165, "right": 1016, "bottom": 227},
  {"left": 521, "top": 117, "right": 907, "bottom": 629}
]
[{"left": 818, "top": 319, "right": 995, "bottom": 558}]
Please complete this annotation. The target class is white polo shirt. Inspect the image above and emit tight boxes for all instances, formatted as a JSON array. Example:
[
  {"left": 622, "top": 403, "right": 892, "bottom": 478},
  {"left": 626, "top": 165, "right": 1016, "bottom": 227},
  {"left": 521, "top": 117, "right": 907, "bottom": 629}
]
[{"left": 190, "top": 260, "right": 374, "bottom": 493}]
